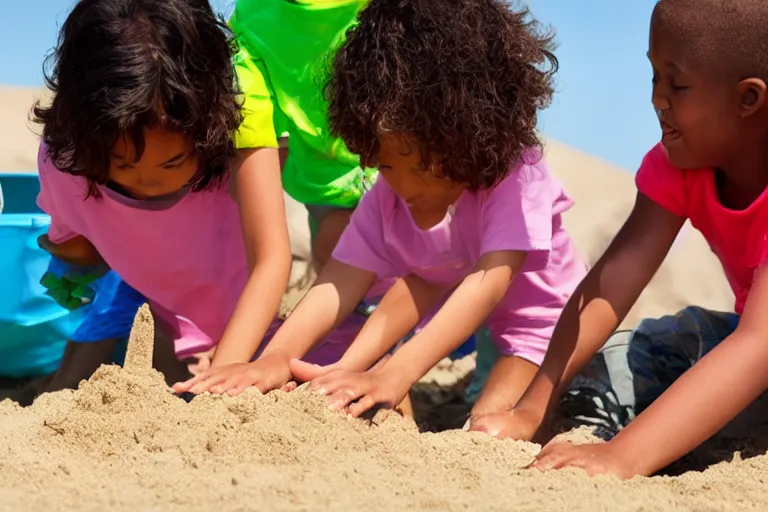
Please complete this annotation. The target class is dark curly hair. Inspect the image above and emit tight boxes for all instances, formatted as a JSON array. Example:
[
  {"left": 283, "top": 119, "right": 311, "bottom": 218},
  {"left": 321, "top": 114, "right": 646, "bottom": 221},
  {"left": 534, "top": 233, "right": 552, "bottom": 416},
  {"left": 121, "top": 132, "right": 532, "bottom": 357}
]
[
  {"left": 33, "top": 0, "right": 241, "bottom": 197},
  {"left": 326, "top": 0, "right": 558, "bottom": 190}
]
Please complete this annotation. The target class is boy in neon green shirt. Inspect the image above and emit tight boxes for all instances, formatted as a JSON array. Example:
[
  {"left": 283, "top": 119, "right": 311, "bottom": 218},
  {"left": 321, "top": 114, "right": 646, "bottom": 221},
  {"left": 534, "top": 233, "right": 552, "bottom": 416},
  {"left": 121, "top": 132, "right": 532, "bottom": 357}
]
[{"left": 231, "top": 0, "right": 374, "bottom": 270}]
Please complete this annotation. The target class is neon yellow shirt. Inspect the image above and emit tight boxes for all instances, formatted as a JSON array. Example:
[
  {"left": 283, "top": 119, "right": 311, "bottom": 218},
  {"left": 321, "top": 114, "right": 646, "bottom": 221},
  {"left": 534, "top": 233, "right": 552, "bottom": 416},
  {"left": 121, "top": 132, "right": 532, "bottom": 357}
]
[{"left": 231, "top": 0, "right": 375, "bottom": 208}]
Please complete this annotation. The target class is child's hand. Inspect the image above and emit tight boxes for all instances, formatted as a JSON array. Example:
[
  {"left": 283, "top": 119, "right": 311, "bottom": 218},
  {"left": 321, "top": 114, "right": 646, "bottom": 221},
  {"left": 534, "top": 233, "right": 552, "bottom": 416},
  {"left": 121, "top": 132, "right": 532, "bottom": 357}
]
[
  {"left": 288, "top": 358, "right": 346, "bottom": 384},
  {"left": 292, "top": 358, "right": 410, "bottom": 417},
  {"left": 172, "top": 353, "right": 292, "bottom": 396},
  {"left": 468, "top": 407, "right": 541, "bottom": 440},
  {"left": 40, "top": 257, "right": 108, "bottom": 311},
  {"left": 185, "top": 347, "right": 217, "bottom": 376},
  {"left": 532, "top": 440, "right": 638, "bottom": 479}
]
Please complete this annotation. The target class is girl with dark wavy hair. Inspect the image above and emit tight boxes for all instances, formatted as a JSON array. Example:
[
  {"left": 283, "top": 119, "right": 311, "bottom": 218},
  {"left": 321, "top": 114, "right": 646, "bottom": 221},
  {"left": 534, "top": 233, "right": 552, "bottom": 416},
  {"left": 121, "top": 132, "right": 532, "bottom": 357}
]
[
  {"left": 34, "top": 0, "right": 292, "bottom": 390},
  {"left": 223, "top": 0, "right": 586, "bottom": 426}
]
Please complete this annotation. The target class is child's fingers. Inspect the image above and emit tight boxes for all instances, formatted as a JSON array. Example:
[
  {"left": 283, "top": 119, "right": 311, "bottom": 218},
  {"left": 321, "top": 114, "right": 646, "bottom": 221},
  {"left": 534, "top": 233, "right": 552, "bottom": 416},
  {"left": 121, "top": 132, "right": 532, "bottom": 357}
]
[
  {"left": 347, "top": 393, "right": 379, "bottom": 418},
  {"left": 467, "top": 414, "right": 502, "bottom": 437},
  {"left": 172, "top": 375, "right": 203, "bottom": 393},
  {"left": 188, "top": 373, "right": 227, "bottom": 395},
  {"left": 328, "top": 386, "right": 364, "bottom": 411},
  {"left": 312, "top": 374, "right": 353, "bottom": 396},
  {"left": 226, "top": 380, "right": 254, "bottom": 397},
  {"left": 281, "top": 381, "right": 298, "bottom": 392},
  {"left": 531, "top": 442, "right": 573, "bottom": 471},
  {"left": 288, "top": 358, "right": 327, "bottom": 383},
  {"left": 208, "top": 373, "right": 248, "bottom": 395}
]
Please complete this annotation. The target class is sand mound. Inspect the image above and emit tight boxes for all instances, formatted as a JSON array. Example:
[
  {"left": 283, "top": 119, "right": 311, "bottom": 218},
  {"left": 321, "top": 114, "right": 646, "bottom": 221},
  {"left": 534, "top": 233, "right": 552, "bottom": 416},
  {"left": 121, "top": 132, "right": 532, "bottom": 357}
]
[{"left": 1, "top": 307, "right": 768, "bottom": 511}]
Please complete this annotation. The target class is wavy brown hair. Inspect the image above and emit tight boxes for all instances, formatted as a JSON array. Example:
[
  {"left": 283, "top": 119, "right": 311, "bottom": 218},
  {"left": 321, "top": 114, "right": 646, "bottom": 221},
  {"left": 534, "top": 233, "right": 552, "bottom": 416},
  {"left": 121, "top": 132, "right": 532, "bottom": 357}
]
[
  {"left": 33, "top": 0, "right": 241, "bottom": 197},
  {"left": 326, "top": 0, "right": 558, "bottom": 190}
]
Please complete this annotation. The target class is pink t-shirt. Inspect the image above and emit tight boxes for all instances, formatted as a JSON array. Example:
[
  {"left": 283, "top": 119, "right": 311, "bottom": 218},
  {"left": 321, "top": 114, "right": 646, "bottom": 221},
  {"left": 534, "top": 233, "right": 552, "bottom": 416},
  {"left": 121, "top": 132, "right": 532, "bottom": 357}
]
[
  {"left": 333, "top": 152, "right": 587, "bottom": 365},
  {"left": 36, "top": 143, "right": 248, "bottom": 358},
  {"left": 637, "top": 143, "right": 768, "bottom": 314}
]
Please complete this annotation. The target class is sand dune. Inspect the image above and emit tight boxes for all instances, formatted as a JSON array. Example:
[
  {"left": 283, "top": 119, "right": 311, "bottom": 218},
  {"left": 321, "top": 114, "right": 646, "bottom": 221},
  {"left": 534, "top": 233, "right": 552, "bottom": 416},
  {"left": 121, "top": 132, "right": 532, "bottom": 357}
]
[{"left": 0, "top": 86, "right": 47, "bottom": 172}]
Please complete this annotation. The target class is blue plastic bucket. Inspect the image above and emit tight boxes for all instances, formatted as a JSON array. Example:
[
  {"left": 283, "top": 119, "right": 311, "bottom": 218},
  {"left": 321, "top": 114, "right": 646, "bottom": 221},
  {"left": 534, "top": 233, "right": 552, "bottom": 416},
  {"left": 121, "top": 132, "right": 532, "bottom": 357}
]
[{"left": 0, "top": 172, "right": 88, "bottom": 377}]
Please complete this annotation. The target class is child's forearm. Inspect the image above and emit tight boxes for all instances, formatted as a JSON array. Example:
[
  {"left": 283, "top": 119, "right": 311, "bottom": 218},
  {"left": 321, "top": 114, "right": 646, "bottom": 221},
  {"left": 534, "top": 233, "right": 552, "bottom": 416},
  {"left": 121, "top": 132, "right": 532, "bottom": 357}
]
[
  {"left": 338, "top": 275, "right": 448, "bottom": 371},
  {"left": 514, "top": 198, "right": 684, "bottom": 424},
  {"left": 262, "top": 259, "right": 377, "bottom": 361},
  {"left": 513, "top": 275, "right": 626, "bottom": 421},
  {"left": 393, "top": 253, "right": 522, "bottom": 384},
  {"left": 213, "top": 146, "right": 291, "bottom": 367},
  {"left": 609, "top": 332, "right": 768, "bottom": 476},
  {"left": 38, "top": 234, "right": 106, "bottom": 268},
  {"left": 213, "top": 263, "right": 289, "bottom": 366},
  {"left": 47, "top": 339, "right": 118, "bottom": 393}
]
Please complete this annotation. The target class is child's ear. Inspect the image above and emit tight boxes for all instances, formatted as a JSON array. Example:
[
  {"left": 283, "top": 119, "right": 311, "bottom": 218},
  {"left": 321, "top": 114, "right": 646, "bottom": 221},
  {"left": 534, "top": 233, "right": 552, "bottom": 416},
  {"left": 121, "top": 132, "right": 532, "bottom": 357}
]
[{"left": 737, "top": 78, "right": 767, "bottom": 117}]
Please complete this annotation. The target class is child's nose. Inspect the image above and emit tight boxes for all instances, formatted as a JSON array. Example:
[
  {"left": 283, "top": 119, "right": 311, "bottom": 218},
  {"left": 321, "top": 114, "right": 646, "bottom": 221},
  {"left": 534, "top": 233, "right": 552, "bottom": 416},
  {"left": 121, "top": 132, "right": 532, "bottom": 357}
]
[
  {"left": 137, "top": 176, "right": 162, "bottom": 188},
  {"left": 651, "top": 92, "right": 670, "bottom": 114}
]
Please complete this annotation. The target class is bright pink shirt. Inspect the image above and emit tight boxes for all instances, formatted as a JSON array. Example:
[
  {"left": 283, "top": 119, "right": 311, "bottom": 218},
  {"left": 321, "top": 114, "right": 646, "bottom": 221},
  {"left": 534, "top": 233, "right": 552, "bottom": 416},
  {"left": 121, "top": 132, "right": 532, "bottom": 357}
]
[
  {"left": 636, "top": 143, "right": 768, "bottom": 315},
  {"left": 333, "top": 151, "right": 587, "bottom": 365},
  {"left": 36, "top": 144, "right": 248, "bottom": 358}
]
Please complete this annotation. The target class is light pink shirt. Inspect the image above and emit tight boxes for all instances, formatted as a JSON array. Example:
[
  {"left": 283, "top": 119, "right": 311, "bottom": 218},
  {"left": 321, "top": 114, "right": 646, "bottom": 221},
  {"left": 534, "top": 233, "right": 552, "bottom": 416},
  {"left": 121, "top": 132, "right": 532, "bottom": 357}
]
[
  {"left": 36, "top": 144, "right": 247, "bottom": 358},
  {"left": 333, "top": 151, "right": 587, "bottom": 365}
]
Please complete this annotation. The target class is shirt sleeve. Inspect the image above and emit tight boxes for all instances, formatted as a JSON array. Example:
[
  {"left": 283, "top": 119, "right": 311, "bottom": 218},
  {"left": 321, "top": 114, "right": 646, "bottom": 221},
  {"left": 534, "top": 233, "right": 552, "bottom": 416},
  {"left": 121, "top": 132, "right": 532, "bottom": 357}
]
[
  {"left": 233, "top": 44, "right": 279, "bottom": 150},
  {"left": 332, "top": 181, "right": 401, "bottom": 278},
  {"left": 479, "top": 159, "right": 558, "bottom": 270},
  {"left": 634, "top": 143, "right": 688, "bottom": 218},
  {"left": 36, "top": 143, "right": 80, "bottom": 244}
]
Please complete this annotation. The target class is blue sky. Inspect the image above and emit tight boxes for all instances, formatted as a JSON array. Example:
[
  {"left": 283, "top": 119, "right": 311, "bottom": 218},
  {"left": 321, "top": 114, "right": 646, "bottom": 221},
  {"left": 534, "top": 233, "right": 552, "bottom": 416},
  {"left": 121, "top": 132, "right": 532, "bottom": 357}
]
[{"left": 0, "top": 0, "right": 659, "bottom": 171}]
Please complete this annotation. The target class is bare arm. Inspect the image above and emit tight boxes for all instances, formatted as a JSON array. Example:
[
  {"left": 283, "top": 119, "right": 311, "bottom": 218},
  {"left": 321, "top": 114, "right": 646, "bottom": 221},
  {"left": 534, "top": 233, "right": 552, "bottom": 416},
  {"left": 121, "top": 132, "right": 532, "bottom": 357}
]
[
  {"left": 392, "top": 250, "right": 527, "bottom": 385},
  {"left": 608, "top": 264, "right": 768, "bottom": 475},
  {"left": 38, "top": 234, "right": 106, "bottom": 268},
  {"left": 337, "top": 275, "right": 450, "bottom": 371},
  {"left": 211, "top": 147, "right": 291, "bottom": 367},
  {"left": 514, "top": 193, "right": 685, "bottom": 425},
  {"left": 260, "top": 258, "right": 377, "bottom": 361}
]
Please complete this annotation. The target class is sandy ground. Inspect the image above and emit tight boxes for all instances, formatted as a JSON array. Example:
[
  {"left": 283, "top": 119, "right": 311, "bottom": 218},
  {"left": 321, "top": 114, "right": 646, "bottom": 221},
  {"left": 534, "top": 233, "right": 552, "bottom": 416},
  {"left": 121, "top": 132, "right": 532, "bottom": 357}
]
[
  {"left": 1, "top": 308, "right": 767, "bottom": 511},
  {"left": 3, "top": 86, "right": 768, "bottom": 509}
]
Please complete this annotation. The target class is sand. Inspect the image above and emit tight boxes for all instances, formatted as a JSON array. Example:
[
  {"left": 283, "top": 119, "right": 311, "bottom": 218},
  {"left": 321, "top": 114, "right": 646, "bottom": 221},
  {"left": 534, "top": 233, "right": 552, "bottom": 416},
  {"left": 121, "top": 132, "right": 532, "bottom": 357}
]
[
  {"left": 1, "top": 306, "right": 767, "bottom": 511},
  {"left": 3, "top": 86, "right": 767, "bottom": 509}
]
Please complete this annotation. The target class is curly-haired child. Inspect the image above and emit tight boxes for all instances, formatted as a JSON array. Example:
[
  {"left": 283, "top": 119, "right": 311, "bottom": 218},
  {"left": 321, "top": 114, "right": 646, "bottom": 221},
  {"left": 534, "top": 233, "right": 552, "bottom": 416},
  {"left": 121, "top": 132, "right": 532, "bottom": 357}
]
[
  {"left": 499, "top": 0, "right": 768, "bottom": 479},
  {"left": 33, "top": 0, "right": 293, "bottom": 387},
  {"left": 217, "top": 0, "right": 587, "bottom": 426}
]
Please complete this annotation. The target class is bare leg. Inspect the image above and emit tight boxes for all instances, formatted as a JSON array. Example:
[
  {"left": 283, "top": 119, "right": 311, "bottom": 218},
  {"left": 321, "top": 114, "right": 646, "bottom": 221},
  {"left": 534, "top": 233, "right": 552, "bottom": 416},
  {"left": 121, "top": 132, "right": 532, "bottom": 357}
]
[
  {"left": 152, "top": 325, "right": 192, "bottom": 387},
  {"left": 46, "top": 339, "right": 118, "bottom": 393},
  {"left": 470, "top": 355, "right": 539, "bottom": 418},
  {"left": 397, "top": 393, "right": 414, "bottom": 417},
  {"left": 311, "top": 209, "right": 353, "bottom": 273}
]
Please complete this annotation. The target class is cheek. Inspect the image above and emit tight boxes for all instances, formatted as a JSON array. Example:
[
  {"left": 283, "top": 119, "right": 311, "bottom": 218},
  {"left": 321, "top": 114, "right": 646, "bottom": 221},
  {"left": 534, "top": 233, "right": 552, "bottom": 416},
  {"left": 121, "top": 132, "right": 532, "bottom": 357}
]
[
  {"left": 178, "top": 159, "right": 200, "bottom": 183},
  {"left": 107, "top": 169, "right": 132, "bottom": 186},
  {"left": 176, "top": 164, "right": 199, "bottom": 184}
]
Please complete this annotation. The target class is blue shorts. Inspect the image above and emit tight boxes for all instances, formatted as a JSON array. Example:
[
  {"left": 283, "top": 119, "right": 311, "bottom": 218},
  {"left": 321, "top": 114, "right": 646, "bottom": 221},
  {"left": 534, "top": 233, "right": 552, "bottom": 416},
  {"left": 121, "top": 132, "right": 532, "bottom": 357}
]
[
  {"left": 71, "top": 271, "right": 144, "bottom": 344},
  {"left": 560, "top": 306, "right": 739, "bottom": 440}
]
